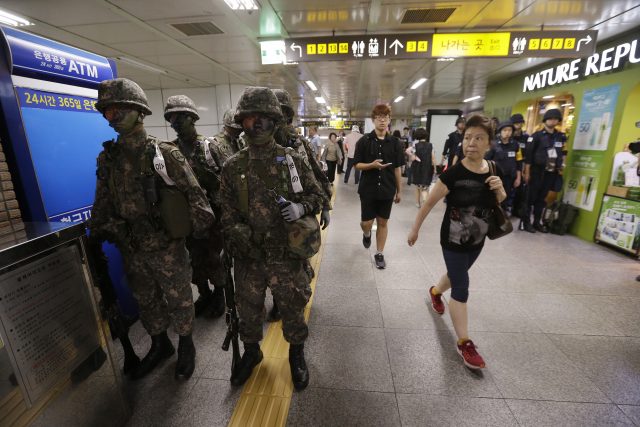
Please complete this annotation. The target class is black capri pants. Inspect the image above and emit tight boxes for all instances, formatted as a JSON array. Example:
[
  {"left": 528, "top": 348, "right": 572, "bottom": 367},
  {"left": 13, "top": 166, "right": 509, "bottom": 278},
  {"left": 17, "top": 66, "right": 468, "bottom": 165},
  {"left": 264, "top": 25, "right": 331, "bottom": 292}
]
[{"left": 442, "top": 247, "right": 482, "bottom": 303}]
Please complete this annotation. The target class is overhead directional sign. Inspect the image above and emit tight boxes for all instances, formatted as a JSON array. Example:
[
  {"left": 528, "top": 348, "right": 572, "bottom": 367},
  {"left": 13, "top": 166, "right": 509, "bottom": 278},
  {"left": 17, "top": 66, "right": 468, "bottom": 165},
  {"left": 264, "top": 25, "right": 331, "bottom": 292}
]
[{"left": 282, "top": 30, "right": 597, "bottom": 63}]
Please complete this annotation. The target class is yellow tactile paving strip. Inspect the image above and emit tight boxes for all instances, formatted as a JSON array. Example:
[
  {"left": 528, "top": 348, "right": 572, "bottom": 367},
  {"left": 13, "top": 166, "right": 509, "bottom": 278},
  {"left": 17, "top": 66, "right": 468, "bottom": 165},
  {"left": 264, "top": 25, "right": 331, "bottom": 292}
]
[{"left": 228, "top": 223, "right": 328, "bottom": 427}]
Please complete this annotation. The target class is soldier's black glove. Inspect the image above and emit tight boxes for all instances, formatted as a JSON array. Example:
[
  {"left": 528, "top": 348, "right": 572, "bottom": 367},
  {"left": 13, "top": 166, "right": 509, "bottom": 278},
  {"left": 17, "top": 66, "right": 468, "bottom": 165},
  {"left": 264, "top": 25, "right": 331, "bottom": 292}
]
[{"left": 320, "top": 208, "right": 330, "bottom": 229}]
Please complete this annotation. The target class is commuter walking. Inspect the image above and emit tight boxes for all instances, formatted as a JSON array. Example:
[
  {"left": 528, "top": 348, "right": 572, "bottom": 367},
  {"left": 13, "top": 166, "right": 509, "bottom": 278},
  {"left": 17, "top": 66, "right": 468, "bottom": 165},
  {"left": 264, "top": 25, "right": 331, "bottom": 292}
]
[
  {"left": 354, "top": 104, "right": 405, "bottom": 269},
  {"left": 337, "top": 131, "right": 346, "bottom": 174},
  {"left": 321, "top": 132, "right": 344, "bottom": 182},
  {"left": 441, "top": 117, "right": 465, "bottom": 167},
  {"left": 407, "top": 114, "right": 506, "bottom": 369},
  {"left": 308, "top": 126, "right": 322, "bottom": 160},
  {"left": 411, "top": 128, "right": 436, "bottom": 208},
  {"left": 343, "top": 125, "right": 362, "bottom": 184}
]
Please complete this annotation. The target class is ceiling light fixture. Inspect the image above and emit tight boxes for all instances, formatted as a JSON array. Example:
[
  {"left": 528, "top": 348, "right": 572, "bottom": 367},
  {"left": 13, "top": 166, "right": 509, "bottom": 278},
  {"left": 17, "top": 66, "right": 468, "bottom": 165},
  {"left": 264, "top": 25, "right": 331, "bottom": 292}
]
[
  {"left": 437, "top": 57, "right": 455, "bottom": 62},
  {"left": 305, "top": 80, "right": 318, "bottom": 91},
  {"left": 543, "top": 95, "right": 555, "bottom": 99},
  {"left": 224, "top": 0, "right": 259, "bottom": 11},
  {"left": 115, "top": 57, "right": 168, "bottom": 74},
  {"left": 410, "top": 78, "right": 427, "bottom": 90},
  {"left": 394, "top": 96, "right": 404, "bottom": 103},
  {"left": 315, "top": 96, "right": 326, "bottom": 104},
  {"left": 0, "top": 9, "right": 33, "bottom": 26},
  {"left": 561, "top": 103, "right": 572, "bottom": 107},
  {"left": 463, "top": 95, "right": 482, "bottom": 103}
]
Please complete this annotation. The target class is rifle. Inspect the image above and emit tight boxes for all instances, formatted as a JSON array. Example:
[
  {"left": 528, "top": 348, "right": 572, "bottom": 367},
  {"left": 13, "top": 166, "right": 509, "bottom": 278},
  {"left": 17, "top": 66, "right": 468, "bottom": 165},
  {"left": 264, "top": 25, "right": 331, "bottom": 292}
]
[
  {"left": 85, "top": 235, "right": 140, "bottom": 375},
  {"left": 221, "top": 250, "right": 241, "bottom": 377}
]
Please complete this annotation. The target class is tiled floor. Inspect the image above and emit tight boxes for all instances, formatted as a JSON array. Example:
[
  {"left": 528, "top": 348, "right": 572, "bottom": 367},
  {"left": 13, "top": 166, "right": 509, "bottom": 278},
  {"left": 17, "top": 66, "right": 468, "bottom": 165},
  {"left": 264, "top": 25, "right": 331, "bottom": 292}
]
[{"left": 121, "top": 176, "right": 640, "bottom": 426}]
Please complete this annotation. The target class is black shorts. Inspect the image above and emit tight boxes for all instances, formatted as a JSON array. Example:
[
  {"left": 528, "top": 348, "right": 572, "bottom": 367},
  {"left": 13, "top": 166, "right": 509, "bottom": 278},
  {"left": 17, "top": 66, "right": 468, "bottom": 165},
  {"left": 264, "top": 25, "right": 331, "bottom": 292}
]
[{"left": 360, "top": 197, "right": 394, "bottom": 221}]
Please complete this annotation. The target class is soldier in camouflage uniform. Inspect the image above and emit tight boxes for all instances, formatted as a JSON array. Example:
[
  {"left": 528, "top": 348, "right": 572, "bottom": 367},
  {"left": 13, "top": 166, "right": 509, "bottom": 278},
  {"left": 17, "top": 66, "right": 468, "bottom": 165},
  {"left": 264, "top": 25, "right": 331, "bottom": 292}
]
[
  {"left": 220, "top": 87, "right": 324, "bottom": 390},
  {"left": 164, "top": 95, "right": 225, "bottom": 318},
  {"left": 89, "top": 78, "right": 215, "bottom": 380},
  {"left": 269, "top": 88, "right": 333, "bottom": 321},
  {"left": 211, "top": 109, "right": 245, "bottom": 164}
]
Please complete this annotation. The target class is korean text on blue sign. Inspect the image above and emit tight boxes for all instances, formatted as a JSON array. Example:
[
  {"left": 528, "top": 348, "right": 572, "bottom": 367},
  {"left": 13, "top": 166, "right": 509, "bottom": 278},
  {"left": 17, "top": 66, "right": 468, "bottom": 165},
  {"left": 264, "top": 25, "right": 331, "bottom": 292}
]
[
  {"left": 16, "top": 87, "right": 98, "bottom": 113},
  {"left": 1, "top": 26, "right": 114, "bottom": 86},
  {"left": 49, "top": 206, "right": 92, "bottom": 224}
]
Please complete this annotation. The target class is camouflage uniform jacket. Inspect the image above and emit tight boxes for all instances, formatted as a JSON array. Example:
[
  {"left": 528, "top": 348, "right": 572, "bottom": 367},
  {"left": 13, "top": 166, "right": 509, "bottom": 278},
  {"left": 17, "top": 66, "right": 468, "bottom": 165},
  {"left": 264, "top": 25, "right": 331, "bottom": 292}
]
[
  {"left": 280, "top": 125, "right": 333, "bottom": 210},
  {"left": 220, "top": 140, "right": 324, "bottom": 260},
  {"left": 90, "top": 129, "right": 214, "bottom": 252},
  {"left": 173, "top": 133, "right": 222, "bottom": 210},
  {"left": 211, "top": 131, "right": 244, "bottom": 166}
]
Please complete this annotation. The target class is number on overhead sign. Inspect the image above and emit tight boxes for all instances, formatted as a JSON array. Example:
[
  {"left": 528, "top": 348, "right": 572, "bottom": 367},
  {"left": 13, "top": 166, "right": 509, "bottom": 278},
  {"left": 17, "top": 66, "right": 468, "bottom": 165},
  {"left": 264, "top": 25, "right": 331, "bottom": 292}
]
[
  {"left": 564, "top": 38, "right": 575, "bottom": 49},
  {"left": 541, "top": 38, "right": 552, "bottom": 49},
  {"left": 552, "top": 38, "right": 564, "bottom": 49},
  {"left": 407, "top": 41, "right": 417, "bottom": 52},
  {"left": 307, "top": 44, "right": 316, "bottom": 55},
  {"left": 417, "top": 41, "right": 428, "bottom": 52},
  {"left": 328, "top": 43, "right": 338, "bottom": 54},
  {"left": 529, "top": 39, "right": 540, "bottom": 50},
  {"left": 317, "top": 44, "right": 327, "bottom": 54},
  {"left": 339, "top": 43, "right": 349, "bottom": 53}
]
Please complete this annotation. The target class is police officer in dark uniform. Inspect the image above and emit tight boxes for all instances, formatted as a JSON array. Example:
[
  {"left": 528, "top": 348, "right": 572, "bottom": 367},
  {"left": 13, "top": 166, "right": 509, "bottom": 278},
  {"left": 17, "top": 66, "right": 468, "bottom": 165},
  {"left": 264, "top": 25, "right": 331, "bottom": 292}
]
[
  {"left": 522, "top": 109, "right": 566, "bottom": 233},
  {"left": 441, "top": 117, "right": 465, "bottom": 167},
  {"left": 510, "top": 113, "right": 530, "bottom": 220},
  {"left": 486, "top": 121, "right": 522, "bottom": 214}
]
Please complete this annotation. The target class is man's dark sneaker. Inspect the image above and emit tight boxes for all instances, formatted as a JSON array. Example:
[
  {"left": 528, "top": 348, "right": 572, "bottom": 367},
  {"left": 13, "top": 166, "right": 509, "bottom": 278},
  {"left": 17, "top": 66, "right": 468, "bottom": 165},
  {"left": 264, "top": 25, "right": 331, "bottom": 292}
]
[
  {"left": 208, "top": 287, "right": 226, "bottom": 318},
  {"left": 374, "top": 253, "right": 386, "bottom": 269},
  {"left": 175, "top": 334, "right": 195, "bottom": 380},
  {"left": 194, "top": 292, "right": 213, "bottom": 318},
  {"left": 534, "top": 223, "right": 549, "bottom": 233},
  {"left": 289, "top": 344, "right": 309, "bottom": 390},
  {"left": 429, "top": 286, "right": 445, "bottom": 315},
  {"left": 523, "top": 223, "right": 536, "bottom": 233},
  {"left": 362, "top": 233, "right": 371, "bottom": 249},
  {"left": 131, "top": 332, "right": 175, "bottom": 380},
  {"left": 230, "top": 343, "right": 263, "bottom": 387}
]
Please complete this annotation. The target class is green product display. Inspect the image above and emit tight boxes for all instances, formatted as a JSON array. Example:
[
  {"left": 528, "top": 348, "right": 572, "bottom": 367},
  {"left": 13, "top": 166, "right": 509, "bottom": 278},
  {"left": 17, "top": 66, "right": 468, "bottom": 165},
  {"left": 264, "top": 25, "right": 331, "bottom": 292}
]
[{"left": 595, "top": 195, "right": 640, "bottom": 255}]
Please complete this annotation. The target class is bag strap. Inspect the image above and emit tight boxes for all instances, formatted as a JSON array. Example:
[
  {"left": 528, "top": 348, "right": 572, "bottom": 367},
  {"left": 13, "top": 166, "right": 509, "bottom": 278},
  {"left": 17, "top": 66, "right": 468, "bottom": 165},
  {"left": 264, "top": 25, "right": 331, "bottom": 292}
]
[{"left": 488, "top": 160, "right": 501, "bottom": 207}]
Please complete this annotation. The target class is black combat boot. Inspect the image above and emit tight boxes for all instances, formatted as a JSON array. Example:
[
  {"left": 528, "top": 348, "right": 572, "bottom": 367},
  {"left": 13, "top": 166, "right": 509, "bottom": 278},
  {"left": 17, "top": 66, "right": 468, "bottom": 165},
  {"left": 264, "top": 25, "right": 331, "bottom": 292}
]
[
  {"left": 289, "top": 344, "right": 309, "bottom": 391},
  {"left": 131, "top": 331, "right": 175, "bottom": 380},
  {"left": 230, "top": 343, "right": 263, "bottom": 387},
  {"left": 267, "top": 300, "right": 282, "bottom": 322},
  {"left": 175, "top": 334, "right": 196, "bottom": 380},
  {"left": 208, "top": 287, "right": 226, "bottom": 318},
  {"left": 194, "top": 281, "right": 213, "bottom": 318}
]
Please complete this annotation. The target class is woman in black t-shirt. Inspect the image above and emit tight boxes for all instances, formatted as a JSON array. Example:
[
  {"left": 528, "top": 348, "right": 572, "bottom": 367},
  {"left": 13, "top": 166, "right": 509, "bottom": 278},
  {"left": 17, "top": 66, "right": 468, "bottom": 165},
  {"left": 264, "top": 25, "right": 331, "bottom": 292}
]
[{"left": 407, "top": 115, "right": 506, "bottom": 370}]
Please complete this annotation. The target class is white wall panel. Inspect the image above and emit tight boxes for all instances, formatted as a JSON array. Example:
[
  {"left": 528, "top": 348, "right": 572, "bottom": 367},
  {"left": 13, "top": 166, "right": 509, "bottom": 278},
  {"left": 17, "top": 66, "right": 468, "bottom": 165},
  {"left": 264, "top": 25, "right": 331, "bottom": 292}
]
[
  {"left": 144, "top": 89, "right": 166, "bottom": 127},
  {"left": 146, "top": 126, "right": 169, "bottom": 141}
]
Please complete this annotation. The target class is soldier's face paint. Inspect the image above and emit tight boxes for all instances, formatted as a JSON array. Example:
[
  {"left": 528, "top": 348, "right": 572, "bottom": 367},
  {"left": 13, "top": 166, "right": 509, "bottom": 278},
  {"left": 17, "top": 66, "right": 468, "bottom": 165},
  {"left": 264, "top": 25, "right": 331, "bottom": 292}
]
[
  {"left": 243, "top": 114, "right": 275, "bottom": 145},
  {"left": 104, "top": 106, "right": 140, "bottom": 134},
  {"left": 169, "top": 113, "right": 195, "bottom": 135}
]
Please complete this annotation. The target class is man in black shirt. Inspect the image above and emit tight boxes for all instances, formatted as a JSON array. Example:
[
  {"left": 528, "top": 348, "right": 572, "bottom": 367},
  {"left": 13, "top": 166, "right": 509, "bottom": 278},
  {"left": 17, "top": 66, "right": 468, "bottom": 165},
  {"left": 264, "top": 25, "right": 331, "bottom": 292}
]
[
  {"left": 442, "top": 117, "right": 465, "bottom": 167},
  {"left": 354, "top": 104, "right": 405, "bottom": 269}
]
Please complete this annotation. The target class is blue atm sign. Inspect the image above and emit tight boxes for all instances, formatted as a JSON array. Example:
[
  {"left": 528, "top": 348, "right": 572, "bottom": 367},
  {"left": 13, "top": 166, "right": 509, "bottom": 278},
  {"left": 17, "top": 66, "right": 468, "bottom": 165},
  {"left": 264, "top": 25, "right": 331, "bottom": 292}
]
[{"left": 2, "top": 26, "right": 114, "bottom": 86}]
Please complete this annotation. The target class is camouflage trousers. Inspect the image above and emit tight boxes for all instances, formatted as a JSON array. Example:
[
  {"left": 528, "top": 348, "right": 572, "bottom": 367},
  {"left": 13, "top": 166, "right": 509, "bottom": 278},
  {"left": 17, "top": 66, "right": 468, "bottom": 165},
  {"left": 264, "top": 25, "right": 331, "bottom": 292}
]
[
  {"left": 234, "top": 257, "right": 312, "bottom": 345},
  {"left": 124, "top": 240, "right": 194, "bottom": 336},
  {"left": 186, "top": 227, "right": 228, "bottom": 289}
]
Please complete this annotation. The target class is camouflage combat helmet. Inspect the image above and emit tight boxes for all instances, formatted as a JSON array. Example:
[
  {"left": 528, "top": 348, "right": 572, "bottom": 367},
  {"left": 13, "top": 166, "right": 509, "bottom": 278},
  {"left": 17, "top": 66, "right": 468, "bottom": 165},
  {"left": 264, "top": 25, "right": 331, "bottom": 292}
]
[
  {"left": 223, "top": 109, "right": 242, "bottom": 129},
  {"left": 272, "top": 89, "right": 294, "bottom": 117},
  {"left": 234, "top": 86, "right": 283, "bottom": 124},
  {"left": 95, "top": 78, "right": 152, "bottom": 115},
  {"left": 164, "top": 95, "right": 200, "bottom": 121}
]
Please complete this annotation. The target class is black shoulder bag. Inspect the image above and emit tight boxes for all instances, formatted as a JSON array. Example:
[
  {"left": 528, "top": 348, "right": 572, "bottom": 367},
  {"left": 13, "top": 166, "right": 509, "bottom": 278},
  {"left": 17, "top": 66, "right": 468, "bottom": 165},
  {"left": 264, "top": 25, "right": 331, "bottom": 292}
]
[{"left": 486, "top": 160, "right": 513, "bottom": 240}]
